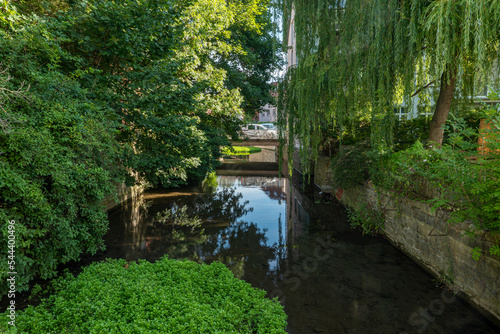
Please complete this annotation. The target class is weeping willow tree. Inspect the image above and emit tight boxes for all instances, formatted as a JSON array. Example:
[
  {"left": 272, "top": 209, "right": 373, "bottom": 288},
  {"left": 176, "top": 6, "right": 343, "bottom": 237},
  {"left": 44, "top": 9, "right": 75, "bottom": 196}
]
[{"left": 275, "top": 0, "right": 500, "bottom": 174}]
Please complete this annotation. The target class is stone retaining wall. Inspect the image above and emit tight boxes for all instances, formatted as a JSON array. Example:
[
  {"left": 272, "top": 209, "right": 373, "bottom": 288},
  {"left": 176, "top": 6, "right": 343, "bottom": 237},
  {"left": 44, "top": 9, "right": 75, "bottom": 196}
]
[{"left": 337, "top": 183, "right": 500, "bottom": 324}]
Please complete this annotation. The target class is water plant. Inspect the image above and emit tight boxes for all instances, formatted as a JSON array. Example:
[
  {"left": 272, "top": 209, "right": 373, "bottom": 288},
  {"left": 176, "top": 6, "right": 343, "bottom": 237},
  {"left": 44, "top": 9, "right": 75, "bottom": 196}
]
[{"left": 347, "top": 201, "right": 385, "bottom": 236}]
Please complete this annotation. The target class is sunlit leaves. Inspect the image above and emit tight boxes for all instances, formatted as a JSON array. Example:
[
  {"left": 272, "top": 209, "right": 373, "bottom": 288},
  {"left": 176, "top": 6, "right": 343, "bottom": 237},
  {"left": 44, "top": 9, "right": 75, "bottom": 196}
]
[
  {"left": 275, "top": 0, "right": 500, "bottom": 170},
  {"left": 0, "top": 257, "right": 287, "bottom": 333}
]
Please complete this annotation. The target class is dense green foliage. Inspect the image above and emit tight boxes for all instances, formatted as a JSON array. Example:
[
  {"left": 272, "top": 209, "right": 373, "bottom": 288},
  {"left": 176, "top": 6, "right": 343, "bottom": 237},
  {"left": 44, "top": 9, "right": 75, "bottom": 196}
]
[
  {"left": 330, "top": 142, "right": 371, "bottom": 190},
  {"left": 0, "top": 0, "right": 281, "bottom": 291},
  {"left": 330, "top": 116, "right": 433, "bottom": 190},
  {"left": 374, "top": 112, "right": 500, "bottom": 237},
  {"left": 330, "top": 107, "right": 500, "bottom": 256},
  {"left": 215, "top": 0, "right": 284, "bottom": 115},
  {"left": 0, "top": 257, "right": 287, "bottom": 333},
  {"left": 275, "top": 0, "right": 500, "bottom": 172},
  {"left": 347, "top": 201, "right": 385, "bottom": 236},
  {"left": 275, "top": 0, "right": 500, "bottom": 255},
  {"left": 0, "top": 31, "right": 126, "bottom": 290}
]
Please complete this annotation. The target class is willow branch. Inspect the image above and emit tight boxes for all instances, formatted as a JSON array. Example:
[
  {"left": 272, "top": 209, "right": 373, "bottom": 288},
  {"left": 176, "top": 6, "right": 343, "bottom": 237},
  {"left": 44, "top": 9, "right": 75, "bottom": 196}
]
[{"left": 411, "top": 80, "right": 436, "bottom": 97}]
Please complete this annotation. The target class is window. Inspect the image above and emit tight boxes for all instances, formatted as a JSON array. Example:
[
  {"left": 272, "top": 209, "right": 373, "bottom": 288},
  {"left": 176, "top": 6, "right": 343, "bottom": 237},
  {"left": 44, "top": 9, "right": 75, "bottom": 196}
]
[
  {"left": 394, "top": 107, "right": 406, "bottom": 120},
  {"left": 418, "top": 105, "right": 432, "bottom": 118}
]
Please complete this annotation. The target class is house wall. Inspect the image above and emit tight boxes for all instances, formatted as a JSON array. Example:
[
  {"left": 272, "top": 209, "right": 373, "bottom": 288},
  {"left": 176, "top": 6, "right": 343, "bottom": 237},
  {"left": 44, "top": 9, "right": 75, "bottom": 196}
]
[
  {"left": 259, "top": 103, "right": 278, "bottom": 122},
  {"left": 287, "top": 8, "right": 297, "bottom": 69}
]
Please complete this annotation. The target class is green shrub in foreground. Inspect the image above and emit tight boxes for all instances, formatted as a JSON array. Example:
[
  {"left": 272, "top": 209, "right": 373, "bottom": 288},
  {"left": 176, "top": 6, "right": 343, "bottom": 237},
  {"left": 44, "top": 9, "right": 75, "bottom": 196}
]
[{"left": 1, "top": 257, "right": 287, "bottom": 333}]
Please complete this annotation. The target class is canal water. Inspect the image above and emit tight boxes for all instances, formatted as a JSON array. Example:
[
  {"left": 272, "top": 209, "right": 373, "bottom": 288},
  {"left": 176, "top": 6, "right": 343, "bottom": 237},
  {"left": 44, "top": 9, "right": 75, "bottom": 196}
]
[{"left": 94, "top": 173, "right": 497, "bottom": 334}]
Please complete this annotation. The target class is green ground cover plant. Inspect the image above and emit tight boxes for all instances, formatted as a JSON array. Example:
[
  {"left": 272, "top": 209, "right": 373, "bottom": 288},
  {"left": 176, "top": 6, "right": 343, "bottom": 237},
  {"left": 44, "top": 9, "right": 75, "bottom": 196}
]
[
  {"left": 0, "top": 257, "right": 287, "bottom": 333},
  {"left": 222, "top": 146, "right": 262, "bottom": 156}
]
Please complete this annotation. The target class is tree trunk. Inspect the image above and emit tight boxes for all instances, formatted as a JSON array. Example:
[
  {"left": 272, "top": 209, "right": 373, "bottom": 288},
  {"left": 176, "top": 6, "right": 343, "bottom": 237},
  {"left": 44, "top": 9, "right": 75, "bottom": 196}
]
[{"left": 428, "top": 71, "right": 456, "bottom": 147}]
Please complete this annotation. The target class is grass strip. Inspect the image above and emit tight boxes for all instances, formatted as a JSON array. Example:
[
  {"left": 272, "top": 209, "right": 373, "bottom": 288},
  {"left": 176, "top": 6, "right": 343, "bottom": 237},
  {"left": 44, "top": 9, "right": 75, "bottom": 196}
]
[{"left": 222, "top": 146, "right": 262, "bottom": 155}]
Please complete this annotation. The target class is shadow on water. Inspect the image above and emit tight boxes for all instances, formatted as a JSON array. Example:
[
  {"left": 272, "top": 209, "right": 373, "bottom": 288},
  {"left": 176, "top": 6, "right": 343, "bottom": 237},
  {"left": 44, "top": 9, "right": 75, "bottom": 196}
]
[{"left": 84, "top": 174, "right": 498, "bottom": 334}]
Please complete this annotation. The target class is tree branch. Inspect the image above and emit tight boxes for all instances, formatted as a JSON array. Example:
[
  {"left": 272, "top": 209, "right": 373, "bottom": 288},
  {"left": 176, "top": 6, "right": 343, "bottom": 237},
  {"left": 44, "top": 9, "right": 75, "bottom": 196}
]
[
  {"left": 0, "top": 65, "right": 30, "bottom": 133},
  {"left": 411, "top": 80, "right": 435, "bottom": 97}
]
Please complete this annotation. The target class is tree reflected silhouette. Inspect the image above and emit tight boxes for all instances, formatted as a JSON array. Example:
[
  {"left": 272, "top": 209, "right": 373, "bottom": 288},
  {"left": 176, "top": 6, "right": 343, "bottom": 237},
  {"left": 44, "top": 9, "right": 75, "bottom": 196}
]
[
  {"left": 104, "top": 186, "right": 278, "bottom": 280},
  {"left": 190, "top": 187, "right": 253, "bottom": 222},
  {"left": 260, "top": 186, "right": 286, "bottom": 202},
  {"left": 207, "top": 221, "right": 278, "bottom": 279}
]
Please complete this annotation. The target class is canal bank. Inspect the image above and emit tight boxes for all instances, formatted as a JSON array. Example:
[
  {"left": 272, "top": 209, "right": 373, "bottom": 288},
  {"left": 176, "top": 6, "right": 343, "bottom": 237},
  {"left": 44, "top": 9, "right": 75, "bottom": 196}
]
[
  {"left": 312, "top": 155, "right": 500, "bottom": 327},
  {"left": 92, "top": 170, "right": 498, "bottom": 333},
  {"left": 336, "top": 182, "right": 500, "bottom": 327},
  {"left": 4, "top": 145, "right": 497, "bottom": 333}
]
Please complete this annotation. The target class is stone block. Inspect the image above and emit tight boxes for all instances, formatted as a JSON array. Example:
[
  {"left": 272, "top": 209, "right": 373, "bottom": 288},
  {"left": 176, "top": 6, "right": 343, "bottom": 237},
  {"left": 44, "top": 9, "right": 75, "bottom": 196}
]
[{"left": 340, "top": 182, "right": 500, "bottom": 322}]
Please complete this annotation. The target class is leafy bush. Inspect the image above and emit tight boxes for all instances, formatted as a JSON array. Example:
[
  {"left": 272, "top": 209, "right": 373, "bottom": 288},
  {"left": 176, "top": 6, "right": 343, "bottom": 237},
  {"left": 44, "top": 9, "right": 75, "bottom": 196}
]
[
  {"left": 348, "top": 201, "right": 385, "bottom": 235},
  {"left": 0, "top": 61, "right": 126, "bottom": 292},
  {"left": 378, "top": 114, "right": 500, "bottom": 231},
  {"left": 329, "top": 116, "right": 431, "bottom": 190},
  {"left": 371, "top": 110, "right": 500, "bottom": 258},
  {"left": 337, "top": 116, "right": 430, "bottom": 151},
  {"left": 0, "top": 257, "right": 287, "bottom": 333},
  {"left": 1, "top": 0, "right": 277, "bottom": 292},
  {"left": 331, "top": 107, "right": 500, "bottom": 258},
  {"left": 330, "top": 141, "right": 372, "bottom": 189},
  {"left": 393, "top": 117, "right": 431, "bottom": 151}
]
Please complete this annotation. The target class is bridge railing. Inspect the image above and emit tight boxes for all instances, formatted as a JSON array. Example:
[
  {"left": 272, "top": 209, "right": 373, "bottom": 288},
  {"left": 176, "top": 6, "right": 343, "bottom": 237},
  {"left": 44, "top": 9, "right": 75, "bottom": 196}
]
[{"left": 240, "top": 129, "right": 278, "bottom": 139}]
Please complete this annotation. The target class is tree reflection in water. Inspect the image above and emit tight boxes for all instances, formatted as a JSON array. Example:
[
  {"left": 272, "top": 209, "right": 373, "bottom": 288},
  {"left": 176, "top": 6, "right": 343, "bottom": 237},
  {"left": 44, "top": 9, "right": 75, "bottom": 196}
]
[
  {"left": 207, "top": 221, "right": 277, "bottom": 279},
  {"left": 102, "top": 176, "right": 500, "bottom": 334},
  {"left": 191, "top": 187, "right": 254, "bottom": 222},
  {"left": 155, "top": 205, "right": 201, "bottom": 231},
  {"left": 108, "top": 185, "right": 279, "bottom": 281}
]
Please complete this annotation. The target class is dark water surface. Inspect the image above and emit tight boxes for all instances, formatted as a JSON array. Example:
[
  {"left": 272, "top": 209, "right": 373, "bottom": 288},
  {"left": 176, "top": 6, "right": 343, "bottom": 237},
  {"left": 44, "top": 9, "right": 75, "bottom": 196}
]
[{"left": 96, "top": 175, "right": 497, "bottom": 334}]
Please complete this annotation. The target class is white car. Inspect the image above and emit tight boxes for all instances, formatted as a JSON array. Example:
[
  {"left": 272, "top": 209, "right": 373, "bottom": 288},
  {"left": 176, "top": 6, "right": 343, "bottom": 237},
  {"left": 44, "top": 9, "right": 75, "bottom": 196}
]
[
  {"left": 260, "top": 123, "right": 277, "bottom": 130},
  {"left": 242, "top": 124, "right": 278, "bottom": 139}
]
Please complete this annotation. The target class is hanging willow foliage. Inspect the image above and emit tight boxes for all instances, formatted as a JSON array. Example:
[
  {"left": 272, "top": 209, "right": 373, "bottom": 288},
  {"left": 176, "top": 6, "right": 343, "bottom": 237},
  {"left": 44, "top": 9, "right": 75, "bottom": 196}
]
[{"left": 274, "top": 0, "right": 500, "bottom": 175}]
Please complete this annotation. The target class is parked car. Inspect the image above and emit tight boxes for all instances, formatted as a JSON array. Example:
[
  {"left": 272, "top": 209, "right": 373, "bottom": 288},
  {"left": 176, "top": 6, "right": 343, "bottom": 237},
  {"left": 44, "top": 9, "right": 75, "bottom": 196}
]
[
  {"left": 260, "top": 123, "right": 277, "bottom": 130},
  {"left": 241, "top": 124, "right": 277, "bottom": 139}
]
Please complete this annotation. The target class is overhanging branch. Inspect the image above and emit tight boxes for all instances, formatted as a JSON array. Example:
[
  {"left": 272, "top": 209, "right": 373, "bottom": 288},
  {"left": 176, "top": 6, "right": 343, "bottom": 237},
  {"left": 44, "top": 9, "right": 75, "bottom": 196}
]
[{"left": 411, "top": 80, "right": 435, "bottom": 97}]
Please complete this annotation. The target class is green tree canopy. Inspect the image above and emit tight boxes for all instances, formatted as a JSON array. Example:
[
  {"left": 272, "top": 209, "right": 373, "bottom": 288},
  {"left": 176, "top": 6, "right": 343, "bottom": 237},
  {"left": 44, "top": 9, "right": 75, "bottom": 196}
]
[
  {"left": 276, "top": 0, "right": 500, "bottom": 169},
  {"left": 214, "top": 0, "right": 284, "bottom": 116},
  {"left": 0, "top": 0, "right": 280, "bottom": 291}
]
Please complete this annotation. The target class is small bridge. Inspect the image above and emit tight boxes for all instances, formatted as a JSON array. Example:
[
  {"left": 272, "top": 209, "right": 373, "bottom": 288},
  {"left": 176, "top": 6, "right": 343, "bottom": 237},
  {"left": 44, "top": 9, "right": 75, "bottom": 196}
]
[
  {"left": 220, "top": 131, "right": 281, "bottom": 175},
  {"left": 216, "top": 161, "right": 280, "bottom": 176},
  {"left": 231, "top": 139, "right": 279, "bottom": 147},
  {"left": 231, "top": 129, "right": 279, "bottom": 147}
]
